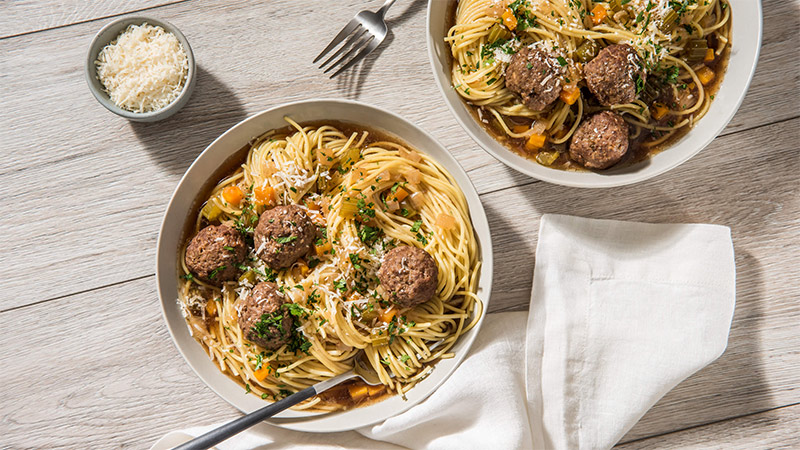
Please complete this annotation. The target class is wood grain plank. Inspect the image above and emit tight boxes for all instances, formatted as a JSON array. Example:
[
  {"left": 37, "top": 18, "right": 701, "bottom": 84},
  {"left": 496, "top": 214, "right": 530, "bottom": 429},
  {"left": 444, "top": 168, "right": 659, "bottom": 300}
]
[
  {"left": 1, "top": 0, "right": 798, "bottom": 312},
  {"left": 0, "top": 277, "right": 240, "bottom": 450},
  {"left": 1, "top": 0, "right": 799, "bottom": 447},
  {"left": 0, "top": 0, "right": 184, "bottom": 39},
  {"left": 617, "top": 403, "right": 800, "bottom": 449},
  {"left": 0, "top": 266, "right": 797, "bottom": 448}
]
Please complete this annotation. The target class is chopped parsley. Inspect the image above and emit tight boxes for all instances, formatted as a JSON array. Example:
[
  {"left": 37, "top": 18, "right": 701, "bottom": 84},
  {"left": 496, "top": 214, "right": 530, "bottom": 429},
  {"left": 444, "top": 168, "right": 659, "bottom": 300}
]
[{"left": 208, "top": 265, "right": 226, "bottom": 279}]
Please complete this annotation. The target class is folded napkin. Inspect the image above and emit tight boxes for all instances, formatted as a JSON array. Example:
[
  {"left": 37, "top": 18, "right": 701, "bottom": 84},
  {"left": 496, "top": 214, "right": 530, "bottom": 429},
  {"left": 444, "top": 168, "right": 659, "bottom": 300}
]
[{"left": 153, "top": 214, "right": 736, "bottom": 450}]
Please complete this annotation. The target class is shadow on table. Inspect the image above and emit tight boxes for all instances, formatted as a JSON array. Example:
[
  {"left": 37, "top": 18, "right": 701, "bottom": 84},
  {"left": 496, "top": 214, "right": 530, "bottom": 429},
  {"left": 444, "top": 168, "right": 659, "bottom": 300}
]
[
  {"left": 130, "top": 66, "right": 247, "bottom": 175},
  {"left": 335, "top": 0, "right": 426, "bottom": 99}
]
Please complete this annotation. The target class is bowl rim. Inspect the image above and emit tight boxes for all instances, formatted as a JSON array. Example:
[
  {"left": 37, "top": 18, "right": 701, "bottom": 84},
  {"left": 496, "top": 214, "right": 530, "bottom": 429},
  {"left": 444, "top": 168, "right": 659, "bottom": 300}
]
[
  {"left": 425, "top": 0, "right": 763, "bottom": 188},
  {"left": 155, "top": 98, "right": 494, "bottom": 432},
  {"left": 84, "top": 15, "right": 196, "bottom": 120}
]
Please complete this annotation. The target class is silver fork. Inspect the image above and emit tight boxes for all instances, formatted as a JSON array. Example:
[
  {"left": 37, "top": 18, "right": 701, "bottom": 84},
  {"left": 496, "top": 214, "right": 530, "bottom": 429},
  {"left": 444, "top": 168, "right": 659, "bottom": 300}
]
[
  {"left": 172, "top": 355, "right": 383, "bottom": 450},
  {"left": 172, "top": 339, "right": 444, "bottom": 449},
  {"left": 313, "top": 0, "right": 398, "bottom": 78}
]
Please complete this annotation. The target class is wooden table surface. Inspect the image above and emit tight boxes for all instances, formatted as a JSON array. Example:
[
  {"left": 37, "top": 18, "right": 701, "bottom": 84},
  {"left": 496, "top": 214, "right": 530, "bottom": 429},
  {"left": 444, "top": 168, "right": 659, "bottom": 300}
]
[{"left": 2, "top": 1, "right": 798, "bottom": 448}]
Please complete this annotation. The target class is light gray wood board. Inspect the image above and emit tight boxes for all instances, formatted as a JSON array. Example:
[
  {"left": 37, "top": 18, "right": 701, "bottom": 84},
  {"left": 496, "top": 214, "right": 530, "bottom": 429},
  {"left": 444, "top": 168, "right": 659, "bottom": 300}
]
[
  {"left": 618, "top": 403, "right": 800, "bottom": 449},
  {"left": 0, "top": 0, "right": 184, "bottom": 38},
  {"left": 0, "top": 273, "right": 797, "bottom": 448},
  {"left": 1, "top": 0, "right": 798, "bottom": 312}
]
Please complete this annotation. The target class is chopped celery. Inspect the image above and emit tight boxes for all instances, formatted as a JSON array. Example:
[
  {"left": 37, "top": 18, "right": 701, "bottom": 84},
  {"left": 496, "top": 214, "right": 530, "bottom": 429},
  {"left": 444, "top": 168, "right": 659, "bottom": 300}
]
[
  {"left": 685, "top": 39, "right": 709, "bottom": 63},
  {"left": 201, "top": 202, "right": 223, "bottom": 222},
  {"left": 661, "top": 9, "right": 679, "bottom": 31},
  {"left": 536, "top": 151, "right": 559, "bottom": 166},
  {"left": 339, "top": 146, "right": 360, "bottom": 171},
  {"left": 370, "top": 329, "right": 390, "bottom": 346},
  {"left": 339, "top": 196, "right": 359, "bottom": 218},
  {"left": 487, "top": 23, "right": 512, "bottom": 44},
  {"left": 575, "top": 40, "right": 599, "bottom": 63},
  {"left": 239, "top": 270, "right": 256, "bottom": 285}
]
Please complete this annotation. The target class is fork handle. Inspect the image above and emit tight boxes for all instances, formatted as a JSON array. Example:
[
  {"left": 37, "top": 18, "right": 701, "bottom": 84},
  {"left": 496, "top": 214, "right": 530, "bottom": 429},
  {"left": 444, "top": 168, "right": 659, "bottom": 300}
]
[
  {"left": 172, "top": 387, "right": 317, "bottom": 450},
  {"left": 170, "top": 372, "right": 355, "bottom": 450},
  {"left": 377, "top": 0, "right": 398, "bottom": 18}
]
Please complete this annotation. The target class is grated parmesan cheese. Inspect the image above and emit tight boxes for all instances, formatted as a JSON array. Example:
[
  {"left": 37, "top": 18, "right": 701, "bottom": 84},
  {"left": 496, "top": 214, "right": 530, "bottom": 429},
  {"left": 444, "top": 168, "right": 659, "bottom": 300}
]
[{"left": 95, "top": 23, "right": 188, "bottom": 113}]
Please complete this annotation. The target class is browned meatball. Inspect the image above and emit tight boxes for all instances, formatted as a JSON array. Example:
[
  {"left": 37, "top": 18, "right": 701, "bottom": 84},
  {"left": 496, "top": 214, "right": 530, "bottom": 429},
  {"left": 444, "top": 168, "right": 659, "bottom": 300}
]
[
  {"left": 254, "top": 205, "right": 315, "bottom": 269},
  {"left": 584, "top": 44, "right": 645, "bottom": 106},
  {"left": 569, "top": 111, "right": 630, "bottom": 169},
  {"left": 184, "top": 224, "right": 247, "bottom": 286},
  {"left": 238, "top": 282, "right": 293, "bottom": 350},
  {"left": 377, "top": 246, "right": 438, "bottom": 309},
  {"left": 505, "top": 45, "right": 564, "bottom": 111}
]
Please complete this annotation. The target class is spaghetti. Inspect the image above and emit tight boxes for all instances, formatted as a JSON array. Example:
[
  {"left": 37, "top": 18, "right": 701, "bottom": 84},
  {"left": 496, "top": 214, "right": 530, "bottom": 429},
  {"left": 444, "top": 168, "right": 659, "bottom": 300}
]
[
  {"left": 178, "top": 119, "right": 482, "bottom": 411},
  {"left": 446, "top": 0, "right": 731, "bottom": 169}
]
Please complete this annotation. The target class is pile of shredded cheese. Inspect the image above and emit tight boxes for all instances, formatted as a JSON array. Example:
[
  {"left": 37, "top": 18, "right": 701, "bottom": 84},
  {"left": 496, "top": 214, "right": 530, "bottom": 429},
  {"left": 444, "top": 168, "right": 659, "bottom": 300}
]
[{"left": 95, "top": 23, "right": 188, "bottom": 113}]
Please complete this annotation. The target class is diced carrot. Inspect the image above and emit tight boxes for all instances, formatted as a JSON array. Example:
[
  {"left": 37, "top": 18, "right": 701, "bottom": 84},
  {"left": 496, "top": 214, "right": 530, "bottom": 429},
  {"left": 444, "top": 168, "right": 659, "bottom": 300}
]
[
  {"left": 525, "top": 133, "right": 547, "bottom": 151},
  {"left": 222, "top": 186, "right": 244, "bottom": 205},
  {"left": 393, "top": 187, "right": 409, "bottom": 202},
  {"left": 697, "top": 66, "right": 715, "bottom": 85},
  {"left": 704, "top": 48, "right": 715, "bottom": 63},
  {"left": 512, "top": 125, "right": 529, "bottom": 134},
  {"left": 651, "top": 102, "right": 669, "bottom": 120},
  {"left": 436, "top": 213, "right": 457, "bottom": 230},
  {"left": 379, "top": 307, "right": 396, "bottom": 324},
  {"left": 254, "top": 185, "right": 277, "bottom": 206},
  {"left": 348, "top": 384, "right": 369, "bottom": 401},
  {"left": 559, "top": 85, "right": 581, "bottom": 105},
  {"left": 296, "top": 261, "right": 309, "bottom": 276},
  {"left": 319, "top": 196, "right": 331, "bottom": 212},
  {"left": 367, "top": 384, "right": 385, "bottom": 396},
  {"left": 205, "top": 299, "right": 217, "bottom": 317},
  {"left": 254, "top": 364, "right": 271, "bottom": 381},
  {"left": 315, "top": 241, "right": 332, "bottom": 257},
  {"left": 305, "top": 200, "right": 320, "bottom": 211},
  {"left": 590, "top": 5, "right": 607, "bottom": 25},
  {"left": 502, "top": 8, "right": 518, "bottom": 30}
]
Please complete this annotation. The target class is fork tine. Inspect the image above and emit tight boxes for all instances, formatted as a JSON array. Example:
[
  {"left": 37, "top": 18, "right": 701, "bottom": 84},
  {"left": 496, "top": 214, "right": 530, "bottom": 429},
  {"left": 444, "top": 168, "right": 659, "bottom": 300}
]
[
  {"left": 329, "top": 37, "right": 381, "bottom": 78},
  {"left": 323, "top": 33, "right": 373, "bottom": 75},
  {"left": 318, "top": 27, "right": 367, "bottom": 69},
  {"left": 313, "top": 18, "right": 360, "bottom": 63}
]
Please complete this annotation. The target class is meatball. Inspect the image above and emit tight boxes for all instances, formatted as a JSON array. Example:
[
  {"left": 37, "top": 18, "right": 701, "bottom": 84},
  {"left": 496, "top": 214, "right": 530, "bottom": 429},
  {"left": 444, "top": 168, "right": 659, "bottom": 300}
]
[
  {"left": 184, "top": 224, "right": 247, "bottom": 286},
  {"left": 254, "top": 205, "right": 315, "bottom": 269},
  {"left": 377, "top": 246, "right": 438, "bottom": 309},
  {"left": 584, "top": 44, "right": 645, "bottom": 106},
  {"left": 238, "top": 282, "right": 293, "bottom": 350},
  {"left": 505, "top": 45, "right": 564, "bottom": 111},
  {"left": 569, "top": 111, "right": 630, "bottom": 169}
]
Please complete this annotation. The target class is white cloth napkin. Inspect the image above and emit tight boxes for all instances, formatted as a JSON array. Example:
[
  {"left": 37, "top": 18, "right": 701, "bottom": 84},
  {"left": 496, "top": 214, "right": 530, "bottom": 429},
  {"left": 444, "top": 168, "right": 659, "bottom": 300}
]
[{"left": 153, "top": 214, "right": 736, "bottom": 450}]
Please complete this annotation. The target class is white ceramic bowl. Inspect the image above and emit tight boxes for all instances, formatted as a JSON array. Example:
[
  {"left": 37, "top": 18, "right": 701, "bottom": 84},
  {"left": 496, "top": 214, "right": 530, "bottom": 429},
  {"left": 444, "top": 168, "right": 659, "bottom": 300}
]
[
  {"left": 156, "top": 99, "right": 493, "bottom": 432},
  {"left": 427, "top": 0, "right": 762, "bottom": 188}
]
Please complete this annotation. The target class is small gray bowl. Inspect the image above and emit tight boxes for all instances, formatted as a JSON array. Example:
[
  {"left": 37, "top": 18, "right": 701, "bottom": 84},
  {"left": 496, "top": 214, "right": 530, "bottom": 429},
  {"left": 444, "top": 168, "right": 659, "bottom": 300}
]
[{"left": 85, "top": 16, "right": 196, "bottom": 122}]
